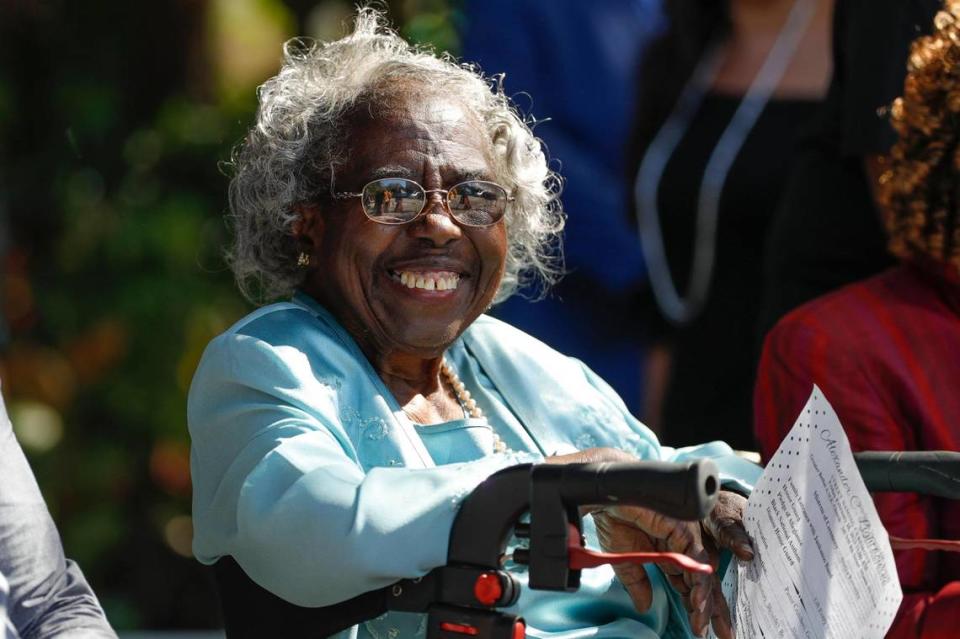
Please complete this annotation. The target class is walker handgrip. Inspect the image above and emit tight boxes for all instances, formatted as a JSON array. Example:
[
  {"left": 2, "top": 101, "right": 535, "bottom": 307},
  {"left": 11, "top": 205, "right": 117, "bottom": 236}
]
[
  {"left": 555, "top": 459, "right": 720, "bottom": 521},
  {"left": 856, "top": 451, "right": 960, "bottom": 499}
]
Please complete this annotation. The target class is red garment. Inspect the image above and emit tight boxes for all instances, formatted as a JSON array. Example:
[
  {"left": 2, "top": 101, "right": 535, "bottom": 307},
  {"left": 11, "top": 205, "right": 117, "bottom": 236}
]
[{"left": 754, "top": 263, "right": 960, "bottom": 638}]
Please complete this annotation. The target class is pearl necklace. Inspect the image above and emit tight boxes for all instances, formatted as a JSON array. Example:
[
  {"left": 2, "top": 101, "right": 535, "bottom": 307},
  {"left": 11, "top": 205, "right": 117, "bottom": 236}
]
[{"left": 440, "top": 359, "right": 508, "bottom": 453}]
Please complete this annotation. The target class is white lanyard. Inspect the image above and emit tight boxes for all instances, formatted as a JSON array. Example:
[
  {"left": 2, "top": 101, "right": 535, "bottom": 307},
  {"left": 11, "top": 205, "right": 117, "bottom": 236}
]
[{"left": 633, "top": 0, "right": 818, "bottom": 325}]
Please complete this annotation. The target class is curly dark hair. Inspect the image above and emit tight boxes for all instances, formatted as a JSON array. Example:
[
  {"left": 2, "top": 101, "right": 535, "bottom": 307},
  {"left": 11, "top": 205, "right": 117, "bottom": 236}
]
[{"left": 879, "top": 1, "right": 960, "bottom": 269}]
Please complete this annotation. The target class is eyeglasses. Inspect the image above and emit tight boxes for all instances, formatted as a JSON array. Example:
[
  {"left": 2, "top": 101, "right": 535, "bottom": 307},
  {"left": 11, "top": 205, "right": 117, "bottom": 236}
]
[{"left": 334, "top": 177, "right": 511, "bottom": 227}]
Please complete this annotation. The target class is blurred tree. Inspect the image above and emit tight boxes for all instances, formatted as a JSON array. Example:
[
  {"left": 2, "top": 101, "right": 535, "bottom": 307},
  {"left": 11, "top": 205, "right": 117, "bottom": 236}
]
[{"left": 0, "top": 0, "right": 459, "bottom": 630}]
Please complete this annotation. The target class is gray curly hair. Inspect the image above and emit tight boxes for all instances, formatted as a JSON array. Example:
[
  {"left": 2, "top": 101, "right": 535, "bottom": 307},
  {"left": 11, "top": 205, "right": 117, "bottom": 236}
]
[{"left": 226, "top": 7, "right": 565, "bottom": 304}]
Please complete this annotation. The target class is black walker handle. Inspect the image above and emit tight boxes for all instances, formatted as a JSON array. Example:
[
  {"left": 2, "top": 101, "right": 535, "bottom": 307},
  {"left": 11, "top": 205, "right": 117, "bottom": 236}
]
[
  {"left": 856, "top": 451, "right": 960, "bottom": 499},
  {"left": 552, "top": 459, "right": 720, "bottom": 521}
]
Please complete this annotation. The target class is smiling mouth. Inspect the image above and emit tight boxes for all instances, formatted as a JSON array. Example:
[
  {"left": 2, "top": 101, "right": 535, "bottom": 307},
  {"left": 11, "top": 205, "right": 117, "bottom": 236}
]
[{"left": 390, "top": 269, "right": 462, "bottom": 291}]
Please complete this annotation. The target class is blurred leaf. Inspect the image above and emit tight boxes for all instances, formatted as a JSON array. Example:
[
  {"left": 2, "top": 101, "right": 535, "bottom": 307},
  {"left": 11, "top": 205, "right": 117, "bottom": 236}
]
[
  {"left": 402, "top": 11, "right": 460, "bottom": 54},
  {"left": 100, "top": 595, "right": 141, "bottom": 631},
  {"left": 63, "top": 504, "right": 127, "bottom": 569},
  {"left": 55, "top": 82, "right": 120, "bottom": 144},
  {"left": 207, "top": 0, "right": 295, "bottom": 106},
  {"left": 0, "top": 74, "right": 13, "bottom": 142}
]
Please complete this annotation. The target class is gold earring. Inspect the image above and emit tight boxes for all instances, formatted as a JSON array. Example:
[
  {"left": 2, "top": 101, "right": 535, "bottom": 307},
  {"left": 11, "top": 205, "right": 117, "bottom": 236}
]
[{"left": 297, "top": 252, "right": 310, "bottom": 268}]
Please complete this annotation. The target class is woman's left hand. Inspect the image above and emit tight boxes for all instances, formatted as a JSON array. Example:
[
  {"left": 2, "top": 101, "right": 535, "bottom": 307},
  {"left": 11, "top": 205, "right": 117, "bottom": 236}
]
[
  {"left": 701, "top": 490, "right": 754, "bottom": 564},
  {"left": 697, "top": 490, "right": 754, "bottom": 638},
  {"left": 592, "top": 489, "right": 754, "bottom": 639}
]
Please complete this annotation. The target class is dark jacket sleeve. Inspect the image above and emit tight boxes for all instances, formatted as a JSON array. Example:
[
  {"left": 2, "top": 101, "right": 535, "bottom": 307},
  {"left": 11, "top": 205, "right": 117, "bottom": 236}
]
[{"left": 0, "top": 392, "right": 116, "bottom": 639}]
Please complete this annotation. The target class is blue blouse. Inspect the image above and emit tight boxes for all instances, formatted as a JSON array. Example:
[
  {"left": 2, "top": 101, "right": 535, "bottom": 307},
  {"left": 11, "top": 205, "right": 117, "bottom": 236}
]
[{"left": 188, "top": 292, "right": 761, "bottom": 638}]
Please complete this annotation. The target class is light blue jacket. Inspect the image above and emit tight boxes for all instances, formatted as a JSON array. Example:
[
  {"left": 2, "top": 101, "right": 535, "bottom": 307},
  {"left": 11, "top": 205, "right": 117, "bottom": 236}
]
[{"left": 188, "top": 292, "right": 760, "bottom": 638}]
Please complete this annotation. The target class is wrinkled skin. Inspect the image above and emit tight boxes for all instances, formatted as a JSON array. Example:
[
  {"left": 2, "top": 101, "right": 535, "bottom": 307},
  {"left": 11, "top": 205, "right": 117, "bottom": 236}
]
[
  {"left": 295, "top": 92, "right": 507, "bottom": 422},
  {"left": 548, "top": 448, "right": 755, "bottom": 638}
]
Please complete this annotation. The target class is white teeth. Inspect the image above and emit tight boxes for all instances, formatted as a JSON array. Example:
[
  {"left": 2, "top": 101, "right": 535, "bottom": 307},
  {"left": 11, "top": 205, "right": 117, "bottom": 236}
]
[{"left": 394, "top": 270, "right": 460, "bottom": 291}]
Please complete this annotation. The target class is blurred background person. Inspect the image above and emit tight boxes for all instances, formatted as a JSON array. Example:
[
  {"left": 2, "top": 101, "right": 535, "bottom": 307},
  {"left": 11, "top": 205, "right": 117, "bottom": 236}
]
[
  {"left": 1, "top": 386, "right": 116, "bottom": 638},
  {"left": 1, "top": 576, "right": 11, "bottom": 639},
  {"left": 628, "top": 0, "right": 832, "bottom": 447},
  {"left": 754, "top": 3, "right": 960, "bottom": 632},
  {"left": 460, "top": 0, "right": 665, "bottom": 415},
  {"left": 0, "top": 388, "right": 117, "bottom": 639},
  {"left": 756, "top": 0, "right": 940, "bottom": 339}
]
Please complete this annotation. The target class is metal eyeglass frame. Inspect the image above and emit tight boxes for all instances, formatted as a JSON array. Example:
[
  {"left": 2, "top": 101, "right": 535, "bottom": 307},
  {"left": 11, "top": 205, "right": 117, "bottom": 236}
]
[{"left": 332, "top": 177, "right": 513, "bottom": 228}]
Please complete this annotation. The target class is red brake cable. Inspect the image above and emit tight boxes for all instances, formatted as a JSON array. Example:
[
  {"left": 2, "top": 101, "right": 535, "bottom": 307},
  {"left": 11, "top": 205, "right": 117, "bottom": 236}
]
[
  {"left": 564, "top": 523, "right": 714, "bottom": 574},
  {"left": 889, "top": 535, "right": 960, "bottom": 552}
]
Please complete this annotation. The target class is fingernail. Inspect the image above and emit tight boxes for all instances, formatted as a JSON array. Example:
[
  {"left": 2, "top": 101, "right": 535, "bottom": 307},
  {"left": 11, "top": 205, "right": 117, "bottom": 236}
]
[
  {"left": 738, "top": 541, "right": 754, "bottom": 557},
  {"left": 699, "top": 621, "right": 710, "bottom": 637},
  {"left": 698, "top": 596, "right": 708, "bottom": 613}
]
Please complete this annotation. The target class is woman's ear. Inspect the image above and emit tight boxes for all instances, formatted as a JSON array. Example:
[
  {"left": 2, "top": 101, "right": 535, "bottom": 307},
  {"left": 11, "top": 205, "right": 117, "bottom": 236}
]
[{"left": 292, "top": 204, "right": 324, "bottom": 253}]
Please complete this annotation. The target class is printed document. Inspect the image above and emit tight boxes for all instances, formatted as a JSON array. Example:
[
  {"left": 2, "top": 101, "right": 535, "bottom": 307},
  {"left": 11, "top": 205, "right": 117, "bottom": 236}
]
[{"left": 712, "top": 385, "right": 902, "bottom": 639}]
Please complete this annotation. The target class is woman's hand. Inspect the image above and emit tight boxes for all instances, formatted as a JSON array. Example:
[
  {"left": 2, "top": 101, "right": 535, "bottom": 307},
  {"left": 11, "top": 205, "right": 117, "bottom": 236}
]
[
  {"left": 593, "top": 490, "right": 754, "bottom": 639},
  {"left": 593, "top": 503, "right": 712, "bottom": 632},
  {"left": 545, "top": 449, "right": 755, "bottom": 637},
  {"left": 702, "top": 490, "right": 754, "bottom": 565},
  {"left": 696, "top": 490, "right": 754, "bottom": 639}
]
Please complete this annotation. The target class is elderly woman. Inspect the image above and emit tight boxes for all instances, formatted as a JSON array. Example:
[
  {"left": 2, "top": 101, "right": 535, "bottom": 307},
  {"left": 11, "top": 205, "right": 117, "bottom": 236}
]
[{"left": 189, "top": 10, "right": 760, "bottom": 639}]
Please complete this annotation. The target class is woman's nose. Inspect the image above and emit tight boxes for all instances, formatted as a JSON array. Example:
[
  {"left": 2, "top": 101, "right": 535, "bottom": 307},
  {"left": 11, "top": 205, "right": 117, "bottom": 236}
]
[{"left": 409, "top": 196, "right": 462, "bottom": 246}]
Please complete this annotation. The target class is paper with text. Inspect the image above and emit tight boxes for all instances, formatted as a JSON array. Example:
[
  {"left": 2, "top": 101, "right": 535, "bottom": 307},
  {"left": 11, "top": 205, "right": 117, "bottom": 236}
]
[{"left": 712, "top": 385, "right": 901, "bottom": 639}]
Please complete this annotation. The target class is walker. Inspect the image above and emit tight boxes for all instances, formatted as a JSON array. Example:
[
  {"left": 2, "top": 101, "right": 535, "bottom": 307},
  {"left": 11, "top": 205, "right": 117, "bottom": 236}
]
[{"left": 212, "top": 452, "right": 960, "bottom": 638}]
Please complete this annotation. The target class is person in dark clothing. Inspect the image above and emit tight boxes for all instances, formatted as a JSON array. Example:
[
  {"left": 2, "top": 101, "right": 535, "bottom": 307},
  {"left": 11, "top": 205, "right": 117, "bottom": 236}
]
[
  {"left": 756, "top": 7, "right": 960, "bottom": 630},
  {"left": 461, "top": 0, "right": 666, "bottom": 415},
  {"left": 757, "top": 0, "right": 941, "bottom": 340},
  {"left": 628, "top": 0, "right": 832, "bottom": 449},
  {"left": 0, "top": 387, "right": 116, "bottom": 639}
]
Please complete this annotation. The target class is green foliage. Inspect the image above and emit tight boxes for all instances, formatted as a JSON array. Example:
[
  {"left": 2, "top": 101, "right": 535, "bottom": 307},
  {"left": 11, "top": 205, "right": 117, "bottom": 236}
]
[{"left": 0, "top": 0, "right": 460, "bottom": 629}]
